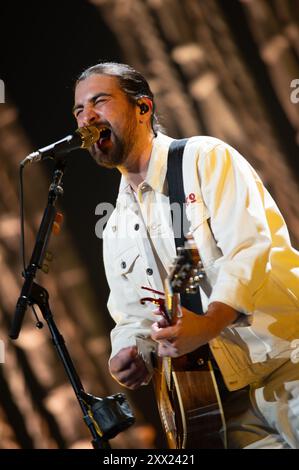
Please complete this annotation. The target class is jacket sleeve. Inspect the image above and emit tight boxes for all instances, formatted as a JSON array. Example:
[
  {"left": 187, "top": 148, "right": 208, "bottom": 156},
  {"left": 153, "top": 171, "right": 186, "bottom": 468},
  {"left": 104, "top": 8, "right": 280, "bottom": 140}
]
[
  {"left": 102, "top": 224, "right": 156, "bottom": 373},
  {"left": 198, "top": 143, "right": 272, "bottom": 318}
]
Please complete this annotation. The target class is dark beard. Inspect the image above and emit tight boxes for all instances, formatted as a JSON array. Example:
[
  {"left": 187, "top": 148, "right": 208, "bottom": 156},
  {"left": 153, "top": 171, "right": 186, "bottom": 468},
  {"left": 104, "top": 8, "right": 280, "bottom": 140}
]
[
  {"left": 92, "top": 120, "right": 136, "bottom": 169},
  {"left": 93, "top": 133, "right": 126, "bottom": 169}
]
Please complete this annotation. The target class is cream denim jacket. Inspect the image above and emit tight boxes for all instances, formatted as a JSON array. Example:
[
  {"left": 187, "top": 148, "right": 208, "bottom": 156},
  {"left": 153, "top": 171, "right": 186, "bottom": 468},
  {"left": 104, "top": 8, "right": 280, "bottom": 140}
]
[{"left": 103, "top": 133, "right": 299, "bottom": 391}]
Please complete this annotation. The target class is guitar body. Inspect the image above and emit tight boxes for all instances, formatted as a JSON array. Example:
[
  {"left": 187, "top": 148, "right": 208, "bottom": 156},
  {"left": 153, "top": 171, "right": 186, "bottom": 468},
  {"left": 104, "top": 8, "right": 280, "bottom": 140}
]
[
  {"left": 140, "top": 241, "right": 226, "bottom": 448},
  {"left": 153, "top": 346, "right": 226, "bottom": 449}
]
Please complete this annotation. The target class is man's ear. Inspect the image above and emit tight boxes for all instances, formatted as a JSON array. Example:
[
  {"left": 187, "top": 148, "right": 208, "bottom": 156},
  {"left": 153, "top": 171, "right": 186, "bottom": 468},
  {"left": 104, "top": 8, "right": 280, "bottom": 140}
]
[
  {"left": 137, "top": 97, "right": 153, "bottom": 115},
  {"left": 138, "top": 102, "right": 149, "bottom": 115}
]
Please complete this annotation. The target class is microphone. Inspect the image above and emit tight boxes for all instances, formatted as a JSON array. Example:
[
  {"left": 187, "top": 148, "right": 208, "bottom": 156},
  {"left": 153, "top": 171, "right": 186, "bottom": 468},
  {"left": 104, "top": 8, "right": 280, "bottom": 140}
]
[{"left": 20, "top": 125, "right": 100, "bottom": 167}]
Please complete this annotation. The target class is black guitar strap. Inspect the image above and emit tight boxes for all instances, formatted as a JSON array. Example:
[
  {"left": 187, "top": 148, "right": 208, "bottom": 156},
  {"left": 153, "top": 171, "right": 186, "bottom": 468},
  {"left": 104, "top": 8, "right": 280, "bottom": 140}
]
[{"left": 166, "top": 139, "right": 203, "bottom": 315}]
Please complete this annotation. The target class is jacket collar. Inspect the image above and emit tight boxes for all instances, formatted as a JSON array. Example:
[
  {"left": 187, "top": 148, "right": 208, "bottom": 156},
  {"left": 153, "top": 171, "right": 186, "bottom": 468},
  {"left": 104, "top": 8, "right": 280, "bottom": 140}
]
[{"left": 118, "top": 132, "right": 173, "bottom": 197}]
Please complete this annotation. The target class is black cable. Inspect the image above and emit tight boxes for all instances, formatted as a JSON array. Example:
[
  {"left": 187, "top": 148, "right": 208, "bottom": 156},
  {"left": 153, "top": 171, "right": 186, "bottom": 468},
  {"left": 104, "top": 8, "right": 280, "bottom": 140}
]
[
  {"left": 19, "top": 164, "right": 43, "bottom": 329},
  {"left": 19, "top": 164, "right": 26, "bottom": 272}
]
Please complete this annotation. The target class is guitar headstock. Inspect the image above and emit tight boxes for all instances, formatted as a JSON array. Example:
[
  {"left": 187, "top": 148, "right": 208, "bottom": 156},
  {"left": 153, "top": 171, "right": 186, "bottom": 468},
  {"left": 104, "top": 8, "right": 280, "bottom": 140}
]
[
  {"left": 168, "top": 240, "right": 204, "bottom": 295},
  {"left": 140, "top": 236, "right": 205, "bottom": 325}
]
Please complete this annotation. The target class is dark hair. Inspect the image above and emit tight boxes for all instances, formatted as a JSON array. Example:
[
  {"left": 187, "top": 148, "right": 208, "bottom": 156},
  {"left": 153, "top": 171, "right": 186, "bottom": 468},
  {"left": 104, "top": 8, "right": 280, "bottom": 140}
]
[{"left": 76, "top": 62, "right": 163, "bottom": 136}]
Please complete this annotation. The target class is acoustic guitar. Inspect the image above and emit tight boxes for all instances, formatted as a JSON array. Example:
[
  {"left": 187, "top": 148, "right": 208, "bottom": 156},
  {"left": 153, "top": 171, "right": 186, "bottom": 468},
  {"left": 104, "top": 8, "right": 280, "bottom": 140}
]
[{"left": 140, "top": 239, "right": 226, "bottom": 449}]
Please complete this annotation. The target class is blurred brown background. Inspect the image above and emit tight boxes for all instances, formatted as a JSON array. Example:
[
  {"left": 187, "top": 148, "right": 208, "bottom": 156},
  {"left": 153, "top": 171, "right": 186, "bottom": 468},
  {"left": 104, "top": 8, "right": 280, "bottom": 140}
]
[{"left": 0, "top": 0, "right": 299, "bottom": 449}]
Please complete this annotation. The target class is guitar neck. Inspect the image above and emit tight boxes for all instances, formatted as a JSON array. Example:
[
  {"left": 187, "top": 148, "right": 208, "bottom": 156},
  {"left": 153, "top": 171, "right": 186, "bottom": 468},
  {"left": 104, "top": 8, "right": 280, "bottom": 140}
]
[{"left": 164, "top": 278, "right": 180, "bottom": 325}]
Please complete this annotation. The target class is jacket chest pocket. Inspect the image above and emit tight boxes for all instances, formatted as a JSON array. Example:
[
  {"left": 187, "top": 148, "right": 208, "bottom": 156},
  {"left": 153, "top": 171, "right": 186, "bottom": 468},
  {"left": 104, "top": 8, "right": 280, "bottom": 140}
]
[
  {"left": 186, "top": 202, "right": 223, "bottom": 295},
  {"left": 114, "top": 245, "right": 150, "bottom": 295},
  {"left": 187, "top": 202, "right": 221, "bottom": 266}
]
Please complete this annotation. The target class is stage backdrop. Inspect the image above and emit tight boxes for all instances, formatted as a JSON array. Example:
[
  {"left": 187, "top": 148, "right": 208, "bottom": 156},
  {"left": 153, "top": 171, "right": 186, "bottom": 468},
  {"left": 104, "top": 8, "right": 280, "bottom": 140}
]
[{"left": 0, "top": 0, "right": 298, "bottom": 449}]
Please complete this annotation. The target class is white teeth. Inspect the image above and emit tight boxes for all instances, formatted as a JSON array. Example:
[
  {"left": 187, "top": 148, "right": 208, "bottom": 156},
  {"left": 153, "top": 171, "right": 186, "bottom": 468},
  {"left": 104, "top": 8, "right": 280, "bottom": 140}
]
[
  {"left": 99, "top": 127, "right": 110, "bottom": 138},
  {"left": 99, "top": 126, "right": 107, "bottom": 135}
]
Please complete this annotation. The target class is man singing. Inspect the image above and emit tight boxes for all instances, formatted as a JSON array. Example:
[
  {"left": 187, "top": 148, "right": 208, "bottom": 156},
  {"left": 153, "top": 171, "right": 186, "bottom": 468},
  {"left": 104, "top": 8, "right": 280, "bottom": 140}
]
[{"left": 73, "top": 62, "right": 299, "bottom": 449}]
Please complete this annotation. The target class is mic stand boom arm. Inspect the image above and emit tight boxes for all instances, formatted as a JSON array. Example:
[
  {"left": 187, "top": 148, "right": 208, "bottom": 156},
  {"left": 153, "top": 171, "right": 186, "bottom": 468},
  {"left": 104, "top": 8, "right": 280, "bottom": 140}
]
[{"left": 10, "top": 158, "right": 134, "bottom": 449}]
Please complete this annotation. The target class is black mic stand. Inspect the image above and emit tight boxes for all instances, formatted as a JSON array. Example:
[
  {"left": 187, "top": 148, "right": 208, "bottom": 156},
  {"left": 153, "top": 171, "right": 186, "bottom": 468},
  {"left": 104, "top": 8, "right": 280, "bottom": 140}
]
[{"left": 10, "top": 158, "right": 135, "bottom": 449}]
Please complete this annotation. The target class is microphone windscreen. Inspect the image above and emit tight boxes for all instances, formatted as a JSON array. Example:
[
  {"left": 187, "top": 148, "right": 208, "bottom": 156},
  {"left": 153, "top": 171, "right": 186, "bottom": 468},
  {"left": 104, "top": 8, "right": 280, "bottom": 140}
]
[{"left": 77, "top": 125, "right": 100, "bottom": 148}]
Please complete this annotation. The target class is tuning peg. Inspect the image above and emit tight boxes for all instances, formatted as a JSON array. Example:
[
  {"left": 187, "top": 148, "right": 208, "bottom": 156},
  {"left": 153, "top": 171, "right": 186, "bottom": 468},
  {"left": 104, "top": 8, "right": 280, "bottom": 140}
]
[{"left": 186, "top": 285, "right": 198, "bottom": 294}]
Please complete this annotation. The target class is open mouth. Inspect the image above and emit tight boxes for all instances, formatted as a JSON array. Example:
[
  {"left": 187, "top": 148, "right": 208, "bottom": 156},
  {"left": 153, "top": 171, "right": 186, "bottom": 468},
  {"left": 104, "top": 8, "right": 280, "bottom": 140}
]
[{"left": 97, "top": 126, "right": 112, "bottom": 149}]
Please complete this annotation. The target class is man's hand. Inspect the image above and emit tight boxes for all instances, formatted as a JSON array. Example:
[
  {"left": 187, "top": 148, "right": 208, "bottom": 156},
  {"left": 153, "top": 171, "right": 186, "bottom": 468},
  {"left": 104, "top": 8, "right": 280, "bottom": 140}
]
[
  {"left": 151, "top": 301, "right": 238, "bottom": 357},
  {"left": 109, "top": 346, "right": 150, "bottom": 390}
]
